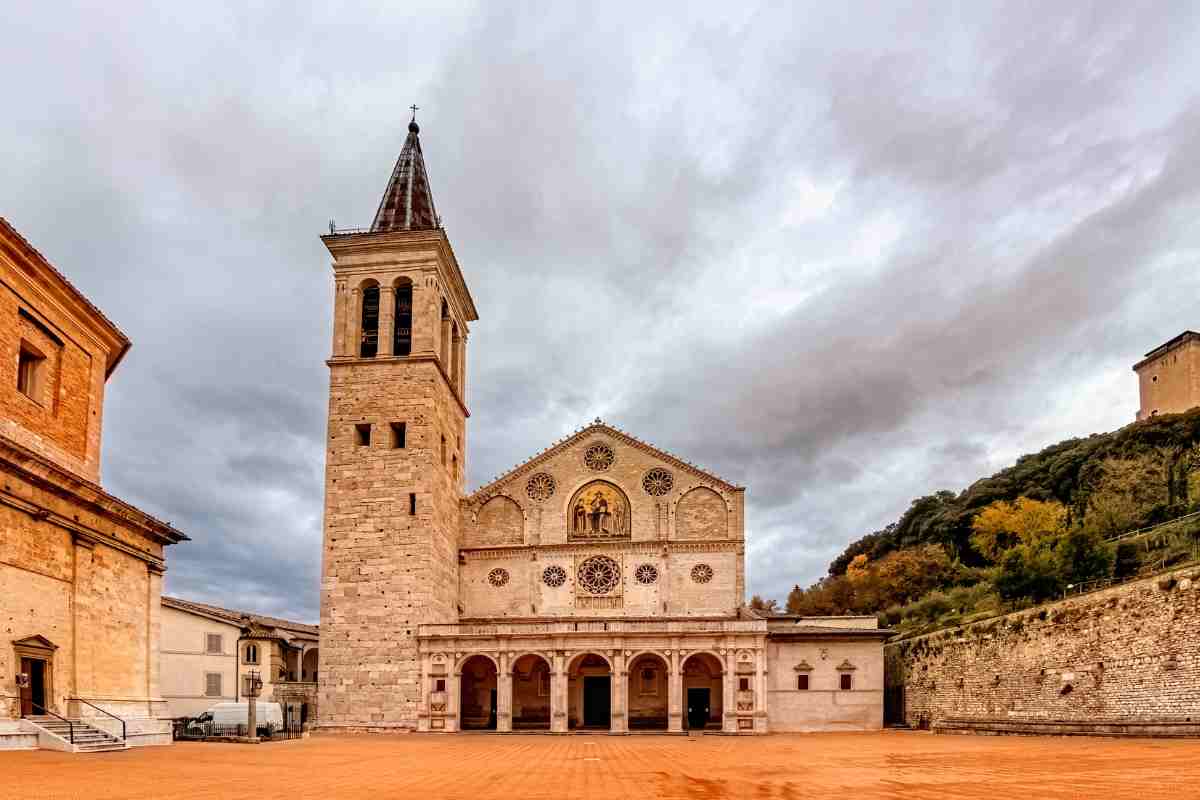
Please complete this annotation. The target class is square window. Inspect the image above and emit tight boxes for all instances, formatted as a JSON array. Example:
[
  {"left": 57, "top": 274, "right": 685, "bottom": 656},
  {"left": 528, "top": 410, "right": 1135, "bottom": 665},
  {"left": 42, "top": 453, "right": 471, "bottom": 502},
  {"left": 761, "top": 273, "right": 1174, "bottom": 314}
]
[
  {"left": 840, "top": 673, "right": 853, "bottom": 691},
  {"left": 205, "top": 673, "right": 222, "bottom": 697},
  {"left": 434, "top": 678, "right": 446, "bottom": 692},
  {"left": 205, "top": 633, "right": 223, "bottom": 654},
  {"left": 390, "top": 422, "right": 406, "bottom": 448},
  {"left": 797, "top": 674, "right": 809, "bottom": 691},
  {"left": 355, "top": 423, "right": 372, "bottom": 446},
  {"left": 739, "top": 677, "right": 750, "bottom": 691}
]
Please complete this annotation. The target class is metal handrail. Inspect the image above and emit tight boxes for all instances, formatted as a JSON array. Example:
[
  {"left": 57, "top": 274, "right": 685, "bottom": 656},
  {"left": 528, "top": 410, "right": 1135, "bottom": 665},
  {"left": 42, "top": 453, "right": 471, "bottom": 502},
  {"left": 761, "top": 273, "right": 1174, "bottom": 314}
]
[
  {"left": 1105, "top": 510, "right": 1200, "bottom": 543},
  {"left": 69, "top": 697, "right": 126, "bottom": 741},
  {"left": 30, "top": 701, "right": 74, "bottom": 744}
]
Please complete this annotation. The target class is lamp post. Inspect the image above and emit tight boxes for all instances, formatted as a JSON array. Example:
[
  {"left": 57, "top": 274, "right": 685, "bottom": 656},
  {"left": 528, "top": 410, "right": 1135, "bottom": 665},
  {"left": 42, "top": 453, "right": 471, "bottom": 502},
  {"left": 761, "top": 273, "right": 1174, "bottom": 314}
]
[{"left": 246, "top": 670, "right": 263, "bottom": 742}]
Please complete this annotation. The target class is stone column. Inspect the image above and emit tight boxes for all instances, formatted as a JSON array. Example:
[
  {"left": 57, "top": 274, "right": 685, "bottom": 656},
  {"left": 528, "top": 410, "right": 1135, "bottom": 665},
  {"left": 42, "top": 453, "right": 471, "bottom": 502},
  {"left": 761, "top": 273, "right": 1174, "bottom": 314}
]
[
  {"left": 723, "top": 650, "right": 737, "bottom": 733},
  {"left": 754, "top": 648, "right": 769, "bottom": 734},
  {"left": 551, "top": 652, "right": 567, "bottom": 733},
  {"left": 70, "top": 533, "right": 96, "bottom": 712},
  {"left": 668, "top": 650, "right": 682, "bottom": 733},
  {"left": 146, "top": 563, "right": 165, "bottom": 717},
  {"left": 448, "top": 671, "right": 461, "bottom": 733},
  {"left": 378, "top": 285, "right": 395, "bottom": 357},
  {"left": 331, "top": 278, "right": 348, "bottom": 357},
  {"left": 497, "top": 652, "right": 512, "bottom": 732},
  {"left": 345, "top": 286, "right": 361, "bottom": 358},
  {"left": 610, "top": 651, "right": 626, "bottom": 734}
]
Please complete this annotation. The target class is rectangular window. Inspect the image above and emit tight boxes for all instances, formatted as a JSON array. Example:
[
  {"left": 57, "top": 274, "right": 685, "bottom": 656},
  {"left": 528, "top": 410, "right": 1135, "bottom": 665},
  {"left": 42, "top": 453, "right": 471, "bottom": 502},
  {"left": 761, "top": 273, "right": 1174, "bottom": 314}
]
[
  {"left": 840, "top": 673, "right": 853, "bottom": 691},
  {"left": 409, "top": 492, "right": 416, "bottom": 515},
  {"left": 205, "top": 672, "right": 222, "bottom": 697},
  {"left": 244, "top": 644, "right": 259, "bottom": 664},
  {"left": 205, "top": 633, "right": 223, "bottom": 654},
  {"left": 738, "top": 677, "right": 750, "bottom": 691},
  {"left": 434, "top": 678, "right": 446, "bottom": 693},
  {"left": 390, "top": 422, "right": 406, "bottom": 449},
  {"left": 440, "top": 434, "right": 446, "bottom": 465},
  {"left": 16, "top": 342, "right": 45, "bottom": 402},
  {"left": 797, "top": 674, "right": 809, "bottom": 691},
  {"left": 355, "top": 423, "right": 372, "bottom": 446}
]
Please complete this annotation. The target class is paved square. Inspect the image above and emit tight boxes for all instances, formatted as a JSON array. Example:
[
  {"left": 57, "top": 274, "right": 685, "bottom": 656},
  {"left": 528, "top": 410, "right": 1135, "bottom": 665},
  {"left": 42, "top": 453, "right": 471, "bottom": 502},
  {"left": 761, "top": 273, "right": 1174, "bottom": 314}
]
[{"left": 3, "top": 732, "right": 1199, "bottom": 799}]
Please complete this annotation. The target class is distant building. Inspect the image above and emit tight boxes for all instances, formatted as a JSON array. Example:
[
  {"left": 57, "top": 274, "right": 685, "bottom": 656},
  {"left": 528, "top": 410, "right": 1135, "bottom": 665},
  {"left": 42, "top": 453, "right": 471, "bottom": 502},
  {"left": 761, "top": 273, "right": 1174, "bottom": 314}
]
[
  {"left": 160, "top": 596, "right": 318, "bottom": 725},
  {"left": 1134, "top": 331, "right": 1200, "bottom": 421},
  {"left": 0, "top": 216, "right": 186, "bottom": 750}
]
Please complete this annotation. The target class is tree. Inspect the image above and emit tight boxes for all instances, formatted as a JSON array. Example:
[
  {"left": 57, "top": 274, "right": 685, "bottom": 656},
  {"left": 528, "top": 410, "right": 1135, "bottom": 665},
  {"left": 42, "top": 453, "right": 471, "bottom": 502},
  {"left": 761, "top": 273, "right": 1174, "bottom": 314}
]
[
  {"left": 970, "top": 497, "right": 1068, "bottom": 561},
  {"left": 994, "top": 543, "right": 1061, "bottom": 603},
  {"left": 749, "top": 595, "right": 780, "bottom": 615},
  {"left": 1055, "top": 528, "right": 1113, "bottom": 586}
]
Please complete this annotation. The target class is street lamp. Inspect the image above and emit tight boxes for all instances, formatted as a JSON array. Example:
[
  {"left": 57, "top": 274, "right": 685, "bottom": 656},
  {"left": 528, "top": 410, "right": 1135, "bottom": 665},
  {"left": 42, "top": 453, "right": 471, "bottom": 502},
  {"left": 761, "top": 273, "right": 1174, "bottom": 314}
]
[{"left": 246, "top": 669, "right": 263, "bottom": 740}]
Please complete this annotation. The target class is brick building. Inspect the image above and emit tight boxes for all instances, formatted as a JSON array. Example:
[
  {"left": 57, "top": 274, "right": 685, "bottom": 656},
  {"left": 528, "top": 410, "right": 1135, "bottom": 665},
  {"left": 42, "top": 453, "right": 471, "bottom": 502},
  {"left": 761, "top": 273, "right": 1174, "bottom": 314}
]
[
  {"left": 0, "top": 217, "right": 186, "bottom": 750},
  {"left": 317, "top": 119, "right": 888, "bottom": 734},
  {"left": 1134, "top": 330, "right": 1200, "bottom": 421}
]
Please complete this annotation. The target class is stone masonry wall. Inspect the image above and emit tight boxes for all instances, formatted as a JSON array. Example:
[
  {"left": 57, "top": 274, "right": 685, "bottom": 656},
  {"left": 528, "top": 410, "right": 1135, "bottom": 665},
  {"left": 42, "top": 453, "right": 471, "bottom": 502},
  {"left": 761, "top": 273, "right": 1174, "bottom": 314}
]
[{"left": 886, "top": 564, "right": 1200, "bottom": 729}]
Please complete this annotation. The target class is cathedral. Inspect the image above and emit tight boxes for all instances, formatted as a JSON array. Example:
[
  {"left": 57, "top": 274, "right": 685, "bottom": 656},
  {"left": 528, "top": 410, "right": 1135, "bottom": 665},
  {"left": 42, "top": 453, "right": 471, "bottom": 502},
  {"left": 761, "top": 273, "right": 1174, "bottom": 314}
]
[{"left": 316, "top": 117, "right": 888, "bottom": 734}]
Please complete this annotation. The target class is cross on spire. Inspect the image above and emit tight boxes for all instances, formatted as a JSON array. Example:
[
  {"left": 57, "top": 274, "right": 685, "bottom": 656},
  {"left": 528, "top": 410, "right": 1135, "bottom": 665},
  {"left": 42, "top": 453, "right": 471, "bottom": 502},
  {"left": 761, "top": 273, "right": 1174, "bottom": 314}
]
[{"left": 410, "top": 104, "right": 419, "bottom": 121}]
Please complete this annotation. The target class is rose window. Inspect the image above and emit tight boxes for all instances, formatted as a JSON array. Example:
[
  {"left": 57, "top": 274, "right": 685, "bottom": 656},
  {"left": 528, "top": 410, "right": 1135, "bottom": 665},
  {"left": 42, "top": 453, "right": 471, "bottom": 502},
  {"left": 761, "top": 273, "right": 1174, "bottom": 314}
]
[
  {"left": 691, "top": 563, "right": 714, "bottom": 584},
  {"left": 488, "top": 568, "right": 510, "bottom": 587},
  {"left": 577, "top": 555, "right": 621, "bottom": 595},
  {"left": 583, "top": 442, "right": 615, "bottom": 472},
  {"left": 634, "top": 563, "right": 659, "bottom": 585},
  {"left": 525, "top": 472, "right": 556, "bottom": 502},
  {"left": 642, "top": 468, "right": 674, "bottom": 496},
  {"left": 542, "top": 565, "right": 567, "bottom": 588}
]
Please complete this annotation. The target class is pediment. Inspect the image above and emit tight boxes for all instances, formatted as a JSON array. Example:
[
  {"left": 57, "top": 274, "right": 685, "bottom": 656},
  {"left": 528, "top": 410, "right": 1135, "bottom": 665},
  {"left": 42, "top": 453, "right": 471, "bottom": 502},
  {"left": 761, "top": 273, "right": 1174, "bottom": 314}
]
[
  {"left": 12, "top": 634, "right": 58, "bottom": 653},
  {"left": 468, "top": 419, "right": 741, "bottom": 504}
]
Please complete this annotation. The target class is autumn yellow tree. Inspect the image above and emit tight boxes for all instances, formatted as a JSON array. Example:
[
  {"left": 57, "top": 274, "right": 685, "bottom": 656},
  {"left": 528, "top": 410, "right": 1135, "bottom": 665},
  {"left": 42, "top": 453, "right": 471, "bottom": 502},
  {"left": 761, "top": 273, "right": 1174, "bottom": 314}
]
[{"left": 970, "top": 497, "right": 1068, "bottom": 561}]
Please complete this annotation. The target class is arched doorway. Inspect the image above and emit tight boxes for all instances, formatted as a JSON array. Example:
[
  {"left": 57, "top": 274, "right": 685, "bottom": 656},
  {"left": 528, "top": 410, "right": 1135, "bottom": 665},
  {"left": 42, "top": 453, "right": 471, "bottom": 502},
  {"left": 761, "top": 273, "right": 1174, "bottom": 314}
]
[
  {"left": 511, "top": 654, "right": 552, "bottom": 730},
  {"left": 682, "top": 653, "right": 723, "bottom": 731},
  {"left": 459, "top": 656, "right": 498, "bottom": 730},
  {"left": 302, "top": 648, "right": 319, "bottom": 682},
  {"left": 567, "top": 653, "right": 612, "bottom": 730},
  {"left": 627, "top": 653, "right": 669, "bottom": 730}
]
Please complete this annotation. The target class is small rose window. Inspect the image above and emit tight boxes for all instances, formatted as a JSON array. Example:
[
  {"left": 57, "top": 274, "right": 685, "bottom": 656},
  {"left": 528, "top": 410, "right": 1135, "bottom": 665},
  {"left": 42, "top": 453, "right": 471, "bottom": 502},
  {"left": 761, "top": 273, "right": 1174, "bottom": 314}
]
[
  {"left": 642, "top": 468, "right": 674, "bottom": 496},
  {"left": 488, "top": 568, "right": 510, "bottom": 587},
  {"left": 526, "top": 472, "right": 556, "bottom": 501},
  {"left": 583, "top": 443, "right": 615, "bottom": 471},
  {"left": 691, "top": 563, "right": 714, "bottom": 584},
  {"left": 542, "top": 565, "right": 567, "bottom": 588},
  {"left": 577, "top": 555, "right": 621, "bottom": 595},
  {"left": 634, "top": 564, "right": 659, "bottom": 585}
]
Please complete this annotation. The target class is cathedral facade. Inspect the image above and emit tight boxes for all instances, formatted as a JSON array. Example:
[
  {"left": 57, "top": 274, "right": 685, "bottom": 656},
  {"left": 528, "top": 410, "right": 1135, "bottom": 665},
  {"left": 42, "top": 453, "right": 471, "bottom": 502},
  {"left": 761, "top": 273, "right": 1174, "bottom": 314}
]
[{"left": 316, "top": 119, "right": 888, "bottom": 735}]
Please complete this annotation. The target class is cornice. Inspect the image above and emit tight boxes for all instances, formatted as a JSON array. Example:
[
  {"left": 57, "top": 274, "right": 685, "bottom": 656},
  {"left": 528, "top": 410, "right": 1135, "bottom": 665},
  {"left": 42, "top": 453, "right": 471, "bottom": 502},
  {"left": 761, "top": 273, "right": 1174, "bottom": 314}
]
[{"left": 459, "top": 538, "right": 744, "bottom": 560}]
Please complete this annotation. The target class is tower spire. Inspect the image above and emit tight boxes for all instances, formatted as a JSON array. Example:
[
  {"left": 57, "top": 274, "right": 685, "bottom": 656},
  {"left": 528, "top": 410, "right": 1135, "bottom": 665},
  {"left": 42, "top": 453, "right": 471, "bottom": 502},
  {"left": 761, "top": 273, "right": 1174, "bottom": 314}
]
[{"left": 371, "top": 109, "right": 439, "bottom": 232}]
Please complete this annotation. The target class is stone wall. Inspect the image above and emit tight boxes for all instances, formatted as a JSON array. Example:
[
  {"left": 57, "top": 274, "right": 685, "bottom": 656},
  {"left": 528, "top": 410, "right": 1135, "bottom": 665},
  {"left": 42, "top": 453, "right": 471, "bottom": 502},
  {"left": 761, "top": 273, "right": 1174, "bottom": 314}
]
[{"left": 886, "top": 564, "right": 1200, "bottom": 734}]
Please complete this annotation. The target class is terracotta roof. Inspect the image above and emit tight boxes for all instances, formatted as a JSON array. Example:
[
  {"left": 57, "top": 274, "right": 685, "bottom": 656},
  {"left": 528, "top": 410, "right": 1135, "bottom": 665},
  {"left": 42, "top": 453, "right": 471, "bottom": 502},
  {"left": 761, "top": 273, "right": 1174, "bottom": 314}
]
[
  {"left": 370, "top": 118, "right": 439, "bottom": 233},
  {"left": 162, "top": 595, "right": 318, "bottom": 638},
  {"left": 0, "top": 215, "right": 132, "bottom": 376},
  {"left": 469, "top": 418, "right": 743, "bottom": 500}
]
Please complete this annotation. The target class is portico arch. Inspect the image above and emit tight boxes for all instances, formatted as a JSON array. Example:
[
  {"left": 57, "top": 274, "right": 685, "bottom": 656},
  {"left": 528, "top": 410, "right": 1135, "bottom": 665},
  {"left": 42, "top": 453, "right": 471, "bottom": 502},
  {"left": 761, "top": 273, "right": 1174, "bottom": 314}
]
[
  {"left": 567, "top": 652, "right": 612, "bottom": 730},
  {"left": 511, "top": 653, "right": 552, "bottom": 730},
  {"left": 627, "top": 652, "right": 669, "bottom": 730},
  {"left": 459, "top": 655, "right": 498, "bottom": 730},
  {"left": 681, "top": 652, "right": 723, "bottom": 731}
]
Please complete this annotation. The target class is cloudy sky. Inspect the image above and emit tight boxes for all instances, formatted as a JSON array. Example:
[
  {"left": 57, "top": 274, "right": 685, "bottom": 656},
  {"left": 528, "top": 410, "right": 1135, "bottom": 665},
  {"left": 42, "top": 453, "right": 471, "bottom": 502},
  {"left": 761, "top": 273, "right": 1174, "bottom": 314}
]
[{"left": 5, "top": 2, "right": 1200, "bottom": 622}]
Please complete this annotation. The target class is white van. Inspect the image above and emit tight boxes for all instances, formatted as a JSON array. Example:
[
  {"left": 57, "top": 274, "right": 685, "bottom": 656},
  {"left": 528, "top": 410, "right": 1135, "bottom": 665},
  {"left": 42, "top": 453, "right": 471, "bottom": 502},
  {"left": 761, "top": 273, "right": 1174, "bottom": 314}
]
[{"left": 204, "top": 701, "right": 284, "bottom": 730}]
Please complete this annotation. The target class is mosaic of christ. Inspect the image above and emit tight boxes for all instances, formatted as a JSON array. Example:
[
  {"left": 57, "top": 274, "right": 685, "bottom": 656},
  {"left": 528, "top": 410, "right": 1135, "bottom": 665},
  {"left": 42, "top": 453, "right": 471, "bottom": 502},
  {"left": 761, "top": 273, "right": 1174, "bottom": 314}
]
[{"left": 568, "top": 481, "right": 630, "bottom": 539}]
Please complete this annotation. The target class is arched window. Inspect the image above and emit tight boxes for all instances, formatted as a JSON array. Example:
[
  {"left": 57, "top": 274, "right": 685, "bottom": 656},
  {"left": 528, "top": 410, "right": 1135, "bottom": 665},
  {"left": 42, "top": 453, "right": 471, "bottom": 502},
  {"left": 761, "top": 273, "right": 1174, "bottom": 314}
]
[
  {"left": 360, "top": 283, "right": 380, "bottom": 358},
  {"left": 440, "top": 300, "right": 451, "bottom": 366},
  {"left": 394, "top": 280, "right": 413, "bottom": 356},
  {"left": 245, "top": 643, "right": 259, "bottom": 665}
]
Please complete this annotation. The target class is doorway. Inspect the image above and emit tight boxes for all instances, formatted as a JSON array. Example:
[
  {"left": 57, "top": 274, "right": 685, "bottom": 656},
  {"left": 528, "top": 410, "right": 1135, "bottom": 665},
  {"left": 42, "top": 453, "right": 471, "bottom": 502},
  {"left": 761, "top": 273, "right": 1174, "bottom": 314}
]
[
  {"left": 459, "top": 655, "right": 498, "bottom": 730},
  {"left": 686, "top": 688, "right": 710, "bottom": 730},
  {"left": 583, "top": 676, "right": 611, "bottom": 728},
  {"left": 19, "top": 657, "right": 47, "bottom": 717}
]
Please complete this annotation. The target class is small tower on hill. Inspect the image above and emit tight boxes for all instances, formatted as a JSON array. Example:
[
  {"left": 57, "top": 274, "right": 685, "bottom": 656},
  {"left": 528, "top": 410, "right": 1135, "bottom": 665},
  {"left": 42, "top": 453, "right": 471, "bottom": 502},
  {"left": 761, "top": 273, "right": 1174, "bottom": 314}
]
[
  {"left": 1133, "top": 331, "right": 1200, "bottom": 421},
  {"left": 317, "top": 114, "right": 478, "bottom": 730}
]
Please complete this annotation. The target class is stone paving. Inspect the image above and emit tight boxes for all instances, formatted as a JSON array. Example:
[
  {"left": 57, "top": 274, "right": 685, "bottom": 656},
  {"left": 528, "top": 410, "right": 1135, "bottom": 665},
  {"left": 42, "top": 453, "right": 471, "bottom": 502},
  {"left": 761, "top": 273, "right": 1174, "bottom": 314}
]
[{"left": 3, "top": 731, "right": 1199, "bottom": 799}]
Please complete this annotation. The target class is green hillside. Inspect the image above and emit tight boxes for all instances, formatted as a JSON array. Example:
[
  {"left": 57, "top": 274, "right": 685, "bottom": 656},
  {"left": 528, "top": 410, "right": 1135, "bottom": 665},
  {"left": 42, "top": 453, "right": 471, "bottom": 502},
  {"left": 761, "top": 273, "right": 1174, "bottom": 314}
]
[{"left": 784, "top": 407, "right": 1200, "bottom": 635}]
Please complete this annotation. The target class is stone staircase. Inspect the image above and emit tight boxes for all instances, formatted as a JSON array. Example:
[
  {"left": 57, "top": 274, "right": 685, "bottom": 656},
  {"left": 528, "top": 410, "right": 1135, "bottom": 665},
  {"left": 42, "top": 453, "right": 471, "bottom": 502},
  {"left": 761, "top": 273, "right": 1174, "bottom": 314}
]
[{"left": 24, "top": 715, "right": 128, "bottom": 753}]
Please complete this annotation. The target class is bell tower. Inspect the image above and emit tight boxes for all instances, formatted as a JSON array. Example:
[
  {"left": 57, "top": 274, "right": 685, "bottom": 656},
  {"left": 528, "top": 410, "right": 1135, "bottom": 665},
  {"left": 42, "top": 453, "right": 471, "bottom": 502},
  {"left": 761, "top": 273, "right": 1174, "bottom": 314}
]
[{"left": 317, "top": 115, "right": 478, "bottom": 730}]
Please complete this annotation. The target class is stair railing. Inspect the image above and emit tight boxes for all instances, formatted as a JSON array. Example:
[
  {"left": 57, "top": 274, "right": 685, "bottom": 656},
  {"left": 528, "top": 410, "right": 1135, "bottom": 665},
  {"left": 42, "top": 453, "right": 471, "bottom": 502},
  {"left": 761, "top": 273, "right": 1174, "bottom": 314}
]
[
  {"left": 69, "top": 697, "right": 126, "bottom": 742},
  {"left": 30, "top": 702, "right": 74, "bottom": 744}
]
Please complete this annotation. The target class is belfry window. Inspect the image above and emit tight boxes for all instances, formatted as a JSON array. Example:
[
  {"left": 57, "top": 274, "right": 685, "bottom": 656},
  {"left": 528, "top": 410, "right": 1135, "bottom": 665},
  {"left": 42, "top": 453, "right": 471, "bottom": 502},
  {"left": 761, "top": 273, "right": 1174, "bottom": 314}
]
[
  {"left": 394, "top": 281, "right": 413, "bottom": 356},
  {"left": 360, "top": 284, "right": 380, "bottom": 358},
  {"left": 16, "top": 341, "right": 45, "bottom": 403}
]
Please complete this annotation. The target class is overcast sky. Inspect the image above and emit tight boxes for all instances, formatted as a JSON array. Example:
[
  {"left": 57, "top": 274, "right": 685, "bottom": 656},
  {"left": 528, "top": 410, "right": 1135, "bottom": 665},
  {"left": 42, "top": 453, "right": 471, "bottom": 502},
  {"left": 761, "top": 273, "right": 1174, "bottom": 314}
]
[{"left": 4, "top": 2, "right": 1200, "bottom": 622}]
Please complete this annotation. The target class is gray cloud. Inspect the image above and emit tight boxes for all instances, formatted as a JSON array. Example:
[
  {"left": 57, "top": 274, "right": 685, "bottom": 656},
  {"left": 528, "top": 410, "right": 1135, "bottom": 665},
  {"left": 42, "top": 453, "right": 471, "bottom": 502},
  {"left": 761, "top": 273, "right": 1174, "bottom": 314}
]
[{"left": 3, "top": 1, "right": 1200, "bottom": 620}]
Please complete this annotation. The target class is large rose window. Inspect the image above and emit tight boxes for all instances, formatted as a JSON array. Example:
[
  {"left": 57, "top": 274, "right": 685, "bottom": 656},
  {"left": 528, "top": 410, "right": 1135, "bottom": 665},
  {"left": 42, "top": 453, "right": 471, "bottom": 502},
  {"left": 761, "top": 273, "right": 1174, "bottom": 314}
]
[{"left": 577, "top": 555, "right": 621, "bottom": 595}]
